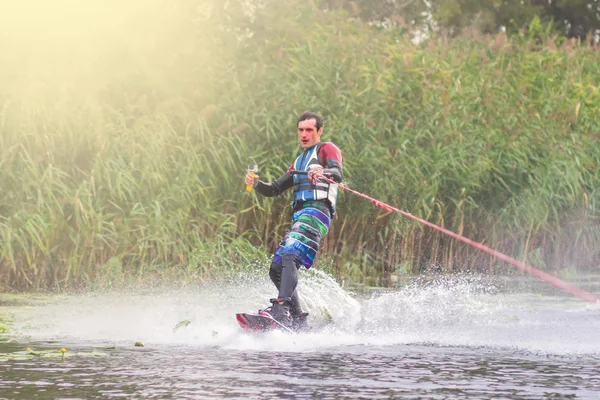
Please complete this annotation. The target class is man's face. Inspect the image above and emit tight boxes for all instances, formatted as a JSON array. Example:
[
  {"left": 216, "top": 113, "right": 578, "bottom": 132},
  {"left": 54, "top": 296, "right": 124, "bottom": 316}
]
[{"left": 297, "top": 119, "right": 322, "bottom": 149}]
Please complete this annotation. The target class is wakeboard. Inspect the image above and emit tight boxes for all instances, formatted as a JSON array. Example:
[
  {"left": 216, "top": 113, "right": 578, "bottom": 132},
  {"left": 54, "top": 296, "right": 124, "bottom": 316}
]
[{"left": 236, "top": 312, "right": 294, "bottom": 333}]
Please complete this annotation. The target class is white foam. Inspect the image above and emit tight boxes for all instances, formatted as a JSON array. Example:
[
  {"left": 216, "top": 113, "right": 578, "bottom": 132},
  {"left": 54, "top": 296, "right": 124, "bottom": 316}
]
[{"left": 7, "top": 271, "right": 600, "bottom": 356}]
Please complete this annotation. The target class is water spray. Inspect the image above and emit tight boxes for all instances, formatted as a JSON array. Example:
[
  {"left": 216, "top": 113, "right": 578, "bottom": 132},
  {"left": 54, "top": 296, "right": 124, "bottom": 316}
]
[{"left": 296, "top": 170, "right": 599, "bottom": 304}]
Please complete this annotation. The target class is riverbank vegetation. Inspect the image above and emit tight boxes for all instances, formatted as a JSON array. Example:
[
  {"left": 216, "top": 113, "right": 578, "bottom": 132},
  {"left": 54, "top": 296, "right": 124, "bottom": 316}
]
[{"left": 0, "top": 0, "right": 598, "bottom": 290}]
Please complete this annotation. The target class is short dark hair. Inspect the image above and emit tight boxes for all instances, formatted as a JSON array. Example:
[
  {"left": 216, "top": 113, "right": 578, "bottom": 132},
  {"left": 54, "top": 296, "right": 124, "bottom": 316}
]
[{"left": 297, "top": 112, "right": 323, "bottom": 131}]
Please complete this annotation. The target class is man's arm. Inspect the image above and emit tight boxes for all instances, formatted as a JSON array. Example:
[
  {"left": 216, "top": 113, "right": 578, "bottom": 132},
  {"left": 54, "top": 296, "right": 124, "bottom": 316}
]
[
  {"left": 319, "top": 143, "right": 343, "bottom": 183},
  {"left": 254, "top": 171, "right": 294, "bottom": 197}
]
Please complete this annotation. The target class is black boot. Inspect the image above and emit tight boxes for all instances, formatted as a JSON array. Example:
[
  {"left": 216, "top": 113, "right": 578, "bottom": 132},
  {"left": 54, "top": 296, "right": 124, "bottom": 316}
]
[
  {"left": 261, "top": 298, "right": 292, "bottom": 328},
  {"left": 291, "top": 312, "right": 309, "bottom": 332}
]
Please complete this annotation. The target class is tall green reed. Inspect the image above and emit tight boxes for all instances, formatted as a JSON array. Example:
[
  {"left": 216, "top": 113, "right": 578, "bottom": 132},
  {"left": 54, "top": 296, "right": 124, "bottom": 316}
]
[{"left": 0, "top": 0, "right": 597, "bottom": 289}]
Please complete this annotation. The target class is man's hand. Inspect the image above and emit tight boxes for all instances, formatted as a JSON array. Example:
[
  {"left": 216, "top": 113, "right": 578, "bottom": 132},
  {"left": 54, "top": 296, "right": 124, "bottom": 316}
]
[
  {"left": 245, "top": 170, "right": 259, "bottom": 188},
  {"left": 307, "top": 165, "right": 324, "bottom": 184}
]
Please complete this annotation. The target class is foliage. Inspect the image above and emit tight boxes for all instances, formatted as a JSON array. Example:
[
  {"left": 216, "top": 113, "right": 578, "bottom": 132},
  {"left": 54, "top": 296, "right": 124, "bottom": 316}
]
[
  {"left": 433, "top": 0, "right": 599, "bottom": 38},
  {"left": 0, "top": 0, "right": 598, "bottom": 289},
  {"left": 326, "top": 0, "right": 600, "bottom": 39}
]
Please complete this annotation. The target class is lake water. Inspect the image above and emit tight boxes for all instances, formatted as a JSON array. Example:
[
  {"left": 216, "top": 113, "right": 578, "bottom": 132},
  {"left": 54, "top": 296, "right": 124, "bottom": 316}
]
[{"left": 1, "top": 271, "right": 600, "bottom": 399}]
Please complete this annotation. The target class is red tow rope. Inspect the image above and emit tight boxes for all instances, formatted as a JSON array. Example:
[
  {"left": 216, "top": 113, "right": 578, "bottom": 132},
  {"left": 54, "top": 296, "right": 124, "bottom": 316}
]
[{"left": 319, "top": 174, "right": 599, "bottom": 304}]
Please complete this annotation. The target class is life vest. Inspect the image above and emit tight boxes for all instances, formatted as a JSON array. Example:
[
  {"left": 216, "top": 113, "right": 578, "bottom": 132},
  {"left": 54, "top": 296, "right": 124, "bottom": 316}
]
[{"left": 291, "top": 143, "right": 339, "bottom": 214}]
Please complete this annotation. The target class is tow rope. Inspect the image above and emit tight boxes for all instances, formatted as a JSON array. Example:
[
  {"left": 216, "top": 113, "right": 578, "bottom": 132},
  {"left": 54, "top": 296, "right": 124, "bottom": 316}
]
[{"left": 305, "top": 171, "right": 599, "bottom": 304}]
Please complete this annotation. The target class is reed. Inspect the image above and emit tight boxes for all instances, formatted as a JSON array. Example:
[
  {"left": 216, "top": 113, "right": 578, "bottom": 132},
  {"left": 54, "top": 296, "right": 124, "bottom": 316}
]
[{"left": 0, "top": 1, "right": 598, "bottom": 289}]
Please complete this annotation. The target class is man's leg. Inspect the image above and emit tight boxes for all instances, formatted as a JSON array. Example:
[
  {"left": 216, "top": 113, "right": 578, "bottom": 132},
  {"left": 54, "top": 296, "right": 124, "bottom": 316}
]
[
  {"left": 267, "top": 207, "right": 330, "bottom": 325},
  {"left": 279, "top": 253, "right": 299, "bottom": 300},
  {"left": 269, "top": 260, "right": 303, "bottom": 317}
]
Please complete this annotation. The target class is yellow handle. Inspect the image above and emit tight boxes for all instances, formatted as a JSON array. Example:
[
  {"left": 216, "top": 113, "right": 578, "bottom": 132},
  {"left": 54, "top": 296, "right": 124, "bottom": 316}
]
[{"left": 246, "top": 172, "right": 255, "bottom": 191}]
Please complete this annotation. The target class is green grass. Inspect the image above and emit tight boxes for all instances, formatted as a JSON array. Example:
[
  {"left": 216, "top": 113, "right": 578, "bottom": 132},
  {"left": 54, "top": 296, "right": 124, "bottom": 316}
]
[{"left": 0, "top": 0, "right": 598, "bottom": 289}]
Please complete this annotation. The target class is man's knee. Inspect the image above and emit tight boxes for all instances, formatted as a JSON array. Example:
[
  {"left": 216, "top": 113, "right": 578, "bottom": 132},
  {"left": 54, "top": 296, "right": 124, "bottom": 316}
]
[{"left": 269, "top": 262, "right": 282, "bottom": 284}]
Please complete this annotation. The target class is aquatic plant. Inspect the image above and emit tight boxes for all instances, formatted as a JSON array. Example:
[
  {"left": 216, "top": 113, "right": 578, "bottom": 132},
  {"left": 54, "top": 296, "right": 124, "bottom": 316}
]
[
  {"left": 0, "top": 315, "right": 9, "bottom": 338},
  {"left": 173, "top": 320, "right": 191, "bottom": 333},
  {"left": 0, "top": 346, "right": 108, "bottom": 362}
]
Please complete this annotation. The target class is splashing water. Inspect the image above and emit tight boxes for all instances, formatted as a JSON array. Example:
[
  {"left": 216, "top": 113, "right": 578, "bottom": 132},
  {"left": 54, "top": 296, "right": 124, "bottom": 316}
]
[{"left": 5, "top": 270, "right": 600, "bottom": 356}]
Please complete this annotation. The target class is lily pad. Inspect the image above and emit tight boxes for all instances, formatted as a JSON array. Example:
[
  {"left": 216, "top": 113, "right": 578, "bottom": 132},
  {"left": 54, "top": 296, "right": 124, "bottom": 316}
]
[{"left": 1, "top": 347, "right": 109, "bottom": 361}]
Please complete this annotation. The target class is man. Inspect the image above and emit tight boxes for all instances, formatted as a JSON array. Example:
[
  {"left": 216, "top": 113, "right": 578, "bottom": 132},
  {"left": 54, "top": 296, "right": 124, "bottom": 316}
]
[{"left": 244, "top": 112, "right": 343, "bottom": 329}]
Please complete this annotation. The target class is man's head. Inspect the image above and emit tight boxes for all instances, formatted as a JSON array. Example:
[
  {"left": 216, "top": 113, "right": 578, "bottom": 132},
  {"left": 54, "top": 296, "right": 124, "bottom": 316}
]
[{"left": 297, "top": 112, "right": 323, "bottom": 149}]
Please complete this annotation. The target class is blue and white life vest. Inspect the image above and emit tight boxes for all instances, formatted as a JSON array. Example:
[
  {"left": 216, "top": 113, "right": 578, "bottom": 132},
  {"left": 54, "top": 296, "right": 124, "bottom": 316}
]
[{"left": 291, "top": 144, "right": 338, "bottom": 213}]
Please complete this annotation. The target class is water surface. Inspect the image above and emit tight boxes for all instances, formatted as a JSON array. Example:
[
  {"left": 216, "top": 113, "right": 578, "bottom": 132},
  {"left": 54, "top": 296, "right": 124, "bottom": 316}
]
[{"left": 1, "top": 272, "right": 599, "bottom": 399}]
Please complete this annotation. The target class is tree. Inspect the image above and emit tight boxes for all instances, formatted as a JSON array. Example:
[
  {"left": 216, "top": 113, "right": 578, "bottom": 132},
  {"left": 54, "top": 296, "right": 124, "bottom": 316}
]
[
  {"left": 320, "top": 0, "right": 430, "bottom": 26},
  {"left": 321, "top": 0, "right": 600, "bottom": 39}
]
